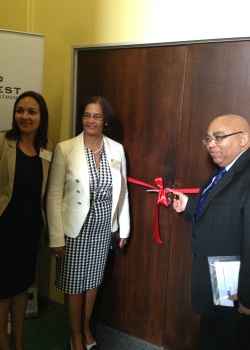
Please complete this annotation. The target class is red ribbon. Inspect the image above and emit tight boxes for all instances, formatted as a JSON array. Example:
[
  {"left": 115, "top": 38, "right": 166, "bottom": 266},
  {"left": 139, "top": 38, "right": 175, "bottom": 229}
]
[{"left": 127, "top": 177, "right": 200, "bottom": 244}]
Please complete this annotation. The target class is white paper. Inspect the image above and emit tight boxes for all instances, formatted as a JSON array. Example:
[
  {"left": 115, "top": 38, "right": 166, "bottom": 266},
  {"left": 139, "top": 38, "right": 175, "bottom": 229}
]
[{"left": 214, "top": 261, "right": 240, "bottom": 307}]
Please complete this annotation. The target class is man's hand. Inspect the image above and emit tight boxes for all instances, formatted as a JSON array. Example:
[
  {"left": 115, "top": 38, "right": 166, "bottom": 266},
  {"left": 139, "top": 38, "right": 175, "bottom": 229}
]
[
  {"left": 172, "top": 191, "right": 189, "bottom": 213},
  {"left": 228, "top": 294, "right": 250, "bottom": 315}
]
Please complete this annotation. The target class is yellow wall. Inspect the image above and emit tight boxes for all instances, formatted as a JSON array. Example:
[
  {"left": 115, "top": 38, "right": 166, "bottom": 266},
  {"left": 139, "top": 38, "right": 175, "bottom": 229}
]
[
  {"left": 1, "top": 0, "right": 157, "bottom": 141},
  {"left": 0, "top": 0, "right": 157, "bottom": 303}
]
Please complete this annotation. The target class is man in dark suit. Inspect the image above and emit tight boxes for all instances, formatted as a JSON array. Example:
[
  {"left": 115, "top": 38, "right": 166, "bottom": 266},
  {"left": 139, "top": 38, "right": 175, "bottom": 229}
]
[{"left": 173, "top": 114, "right": 250, "bottom": 350}]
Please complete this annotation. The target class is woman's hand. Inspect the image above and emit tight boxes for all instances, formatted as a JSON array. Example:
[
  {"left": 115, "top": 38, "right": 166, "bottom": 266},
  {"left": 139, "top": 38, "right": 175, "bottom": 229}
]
[
  {"left": 119, "top": 238, "right": 127, "bottom": 249},
  {"left": 51, "top": 246, "right": 66, "bottom": 259},
  {"left": 171, "top": 191, "right": 189, "bottom": 212}
]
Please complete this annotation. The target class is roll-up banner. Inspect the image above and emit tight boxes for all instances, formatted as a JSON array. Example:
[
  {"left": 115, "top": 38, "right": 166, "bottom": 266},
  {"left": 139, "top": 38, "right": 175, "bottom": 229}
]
[{"left": 0, "top": 30, "right": 44, "bottom": 131}]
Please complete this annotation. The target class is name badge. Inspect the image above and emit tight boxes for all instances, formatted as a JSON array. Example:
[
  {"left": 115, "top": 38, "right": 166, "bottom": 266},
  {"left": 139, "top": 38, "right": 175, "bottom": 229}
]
[
  {"left": 111, "top": 159, "right": 120, "bottom": 170},
  {"left": 39, "top": 148, "right": 52, "bottom": 162}
]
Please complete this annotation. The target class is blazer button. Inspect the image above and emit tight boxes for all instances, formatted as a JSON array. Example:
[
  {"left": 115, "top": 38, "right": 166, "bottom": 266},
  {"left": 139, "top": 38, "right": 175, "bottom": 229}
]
[
  {"left": 76, "top": 179, "right": 80, "bottom": 183},
  {"left": 76, "top": 190, "right": 80, "bottom": 193},
  {"left": 78, "top": 202, "right": 82, "bottom": 205},
  {"left": 193, "top": 252, "right": 197, "bottom": 258}
]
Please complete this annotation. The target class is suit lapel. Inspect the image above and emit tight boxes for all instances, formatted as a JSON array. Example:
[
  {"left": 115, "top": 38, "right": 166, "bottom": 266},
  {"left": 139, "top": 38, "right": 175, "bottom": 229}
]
[
  {"left": 196, "top": 148, "right": 250, "bottom": 223},
  {"left": 6, "top": 139, "right": 16, "bottom": 193},
  {"left": 40, "top": 142, "right": 53, "bottom": 199},
  {"left": 74, "top": 132, "right": 90, "bottom": 200}
]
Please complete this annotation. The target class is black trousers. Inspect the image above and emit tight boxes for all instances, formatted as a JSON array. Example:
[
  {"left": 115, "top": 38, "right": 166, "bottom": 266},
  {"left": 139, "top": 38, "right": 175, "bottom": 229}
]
[{"left": 200, "top": 313, "right": 250, "bottom": 350}]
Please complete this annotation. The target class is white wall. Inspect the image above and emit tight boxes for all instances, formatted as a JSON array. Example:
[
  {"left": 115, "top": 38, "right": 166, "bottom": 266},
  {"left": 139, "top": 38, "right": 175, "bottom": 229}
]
[{"left": 93, "top": 0, "right": 250, "bottom": 45}]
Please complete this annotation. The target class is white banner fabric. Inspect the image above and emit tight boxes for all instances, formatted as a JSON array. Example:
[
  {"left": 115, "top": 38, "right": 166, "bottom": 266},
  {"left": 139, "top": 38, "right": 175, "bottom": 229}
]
[{"left": 0, "top": 30, "right": 44, "bottom": 131}]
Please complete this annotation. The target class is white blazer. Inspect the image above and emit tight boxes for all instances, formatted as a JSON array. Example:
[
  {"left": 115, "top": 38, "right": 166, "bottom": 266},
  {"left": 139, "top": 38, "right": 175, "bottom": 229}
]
[{"left": 46, "top": 132, "right": 130, "bottom": 247}]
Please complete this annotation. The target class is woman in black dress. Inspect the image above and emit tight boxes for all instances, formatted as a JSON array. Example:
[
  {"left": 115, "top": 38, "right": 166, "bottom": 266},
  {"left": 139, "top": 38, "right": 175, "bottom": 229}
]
[{"left": 0, "top": 91, "right": 52, "bottom": 350}]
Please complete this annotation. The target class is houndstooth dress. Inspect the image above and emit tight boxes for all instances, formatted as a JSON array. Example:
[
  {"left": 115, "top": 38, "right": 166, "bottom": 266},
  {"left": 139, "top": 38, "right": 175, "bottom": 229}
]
[{"left": 55, "top": 144, "right": 112, "bottom": 293}]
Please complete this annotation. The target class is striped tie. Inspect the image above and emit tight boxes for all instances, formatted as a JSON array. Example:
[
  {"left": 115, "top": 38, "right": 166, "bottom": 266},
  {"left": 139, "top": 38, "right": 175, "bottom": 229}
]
[{"left": 194, "top": 167, "right": 226, "bottom": 222}]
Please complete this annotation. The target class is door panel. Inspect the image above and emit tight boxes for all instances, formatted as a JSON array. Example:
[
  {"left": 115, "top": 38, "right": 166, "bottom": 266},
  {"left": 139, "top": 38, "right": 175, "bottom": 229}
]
[
  {"left": 75, "top": 40, "right": 250, "bottom": 349},
  {"left": 165, "top": 41, "right": 250, "bottom": 350}
]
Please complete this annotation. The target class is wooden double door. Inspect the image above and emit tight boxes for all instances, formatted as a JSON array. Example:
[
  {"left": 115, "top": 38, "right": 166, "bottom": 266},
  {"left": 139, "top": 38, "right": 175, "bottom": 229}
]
[{"left": 75, "top": 40, "right": 250, "bottom": 349}]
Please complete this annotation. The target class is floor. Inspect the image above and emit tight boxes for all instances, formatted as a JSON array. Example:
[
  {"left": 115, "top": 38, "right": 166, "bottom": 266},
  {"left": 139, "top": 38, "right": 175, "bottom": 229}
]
[{"left": 22, "top": 296, "right": 163, "bottom": 350}]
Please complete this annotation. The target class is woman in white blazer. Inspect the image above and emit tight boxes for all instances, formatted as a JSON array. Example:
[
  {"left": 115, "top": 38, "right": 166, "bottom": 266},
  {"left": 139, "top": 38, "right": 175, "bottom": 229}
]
[{"left": 46, "top": 96, "right": 130, "bottom": 350}]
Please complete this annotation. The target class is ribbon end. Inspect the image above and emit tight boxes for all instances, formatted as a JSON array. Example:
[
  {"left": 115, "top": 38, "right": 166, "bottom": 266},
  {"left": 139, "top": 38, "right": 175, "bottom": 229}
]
[{"left": 152, "top": 234, "right": 163, "bottom": 244}]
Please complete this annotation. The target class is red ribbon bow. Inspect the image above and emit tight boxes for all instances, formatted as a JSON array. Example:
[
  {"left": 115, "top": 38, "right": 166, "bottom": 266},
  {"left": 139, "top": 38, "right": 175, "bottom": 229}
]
[{"left": 127, "top": 177, "right": 200, "bottom": 244}]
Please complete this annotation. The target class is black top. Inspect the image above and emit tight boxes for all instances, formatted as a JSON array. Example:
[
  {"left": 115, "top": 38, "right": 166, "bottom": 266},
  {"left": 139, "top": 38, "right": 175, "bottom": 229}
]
[
  {"left": 0, "top": 145, "right": 43, "bottom": 229},
  {"left": 0, "top": 145, "right": 43, "bottom": 299}
]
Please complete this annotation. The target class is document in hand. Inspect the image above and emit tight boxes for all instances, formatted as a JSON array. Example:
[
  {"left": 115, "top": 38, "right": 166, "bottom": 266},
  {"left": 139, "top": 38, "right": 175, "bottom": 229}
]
[{"left": 208, "top": 256, "right": 241, "bottom": 307}]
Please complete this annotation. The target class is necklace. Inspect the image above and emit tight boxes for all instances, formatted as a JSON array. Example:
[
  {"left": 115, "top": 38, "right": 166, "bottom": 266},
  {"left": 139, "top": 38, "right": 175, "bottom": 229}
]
[{"left": 92, "top": 139, "right": 103, "bottom": 154}]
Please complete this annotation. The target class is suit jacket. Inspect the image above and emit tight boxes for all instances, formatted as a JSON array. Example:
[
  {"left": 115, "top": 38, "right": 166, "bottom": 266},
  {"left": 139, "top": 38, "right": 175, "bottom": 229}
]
[
  {"left": 184, "top": 148, "right": 250, "bottom": 315},
  {"left": 0, "top": 131, "right": 53, "bottom": 225},
  {"left": 46, "top": 132, "right": 130, "bottom": 247}
]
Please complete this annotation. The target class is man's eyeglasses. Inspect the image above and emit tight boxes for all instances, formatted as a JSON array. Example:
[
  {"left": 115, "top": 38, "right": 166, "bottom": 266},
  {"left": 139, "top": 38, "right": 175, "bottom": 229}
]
[
  {"left": 203, "top": 131, "right": 243, "bottom": 145},
  {"left": 82, "top": 113, "right": 104, "bottom": 121}
]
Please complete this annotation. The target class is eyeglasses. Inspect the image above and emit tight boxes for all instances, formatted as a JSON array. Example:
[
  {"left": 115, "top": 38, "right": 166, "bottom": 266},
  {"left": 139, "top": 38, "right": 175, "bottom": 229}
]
[
  {"left": 203, "top": 131, "right": 243, "bottom": 145},
  {"left": 82, "top": 113, "right": 104, "bottom": 121}
]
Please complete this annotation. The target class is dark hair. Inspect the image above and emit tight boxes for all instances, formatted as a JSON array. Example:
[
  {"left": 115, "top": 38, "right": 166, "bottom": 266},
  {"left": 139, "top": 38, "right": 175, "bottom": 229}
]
[
  {"left": 5, "top": 91, "right": 49, "bottom": 150},
  {"left": 79, "top": 96, "right": 115, "bottom": 131}
]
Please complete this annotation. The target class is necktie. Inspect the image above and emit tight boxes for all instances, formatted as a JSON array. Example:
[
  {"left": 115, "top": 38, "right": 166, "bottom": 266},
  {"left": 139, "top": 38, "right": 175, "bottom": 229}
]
[{"left": 194, "top": 167, "right": 226, "bottom": 222}]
